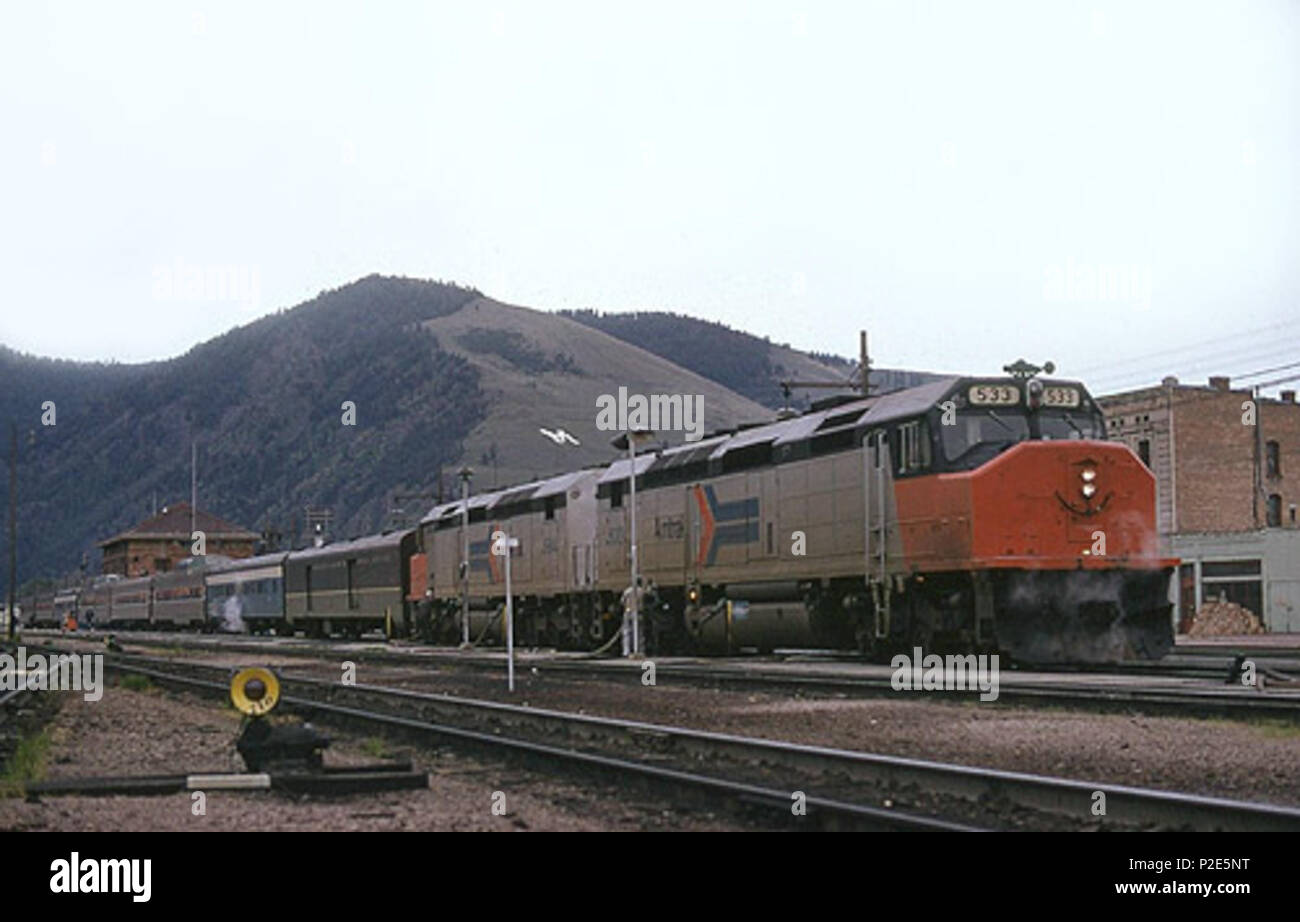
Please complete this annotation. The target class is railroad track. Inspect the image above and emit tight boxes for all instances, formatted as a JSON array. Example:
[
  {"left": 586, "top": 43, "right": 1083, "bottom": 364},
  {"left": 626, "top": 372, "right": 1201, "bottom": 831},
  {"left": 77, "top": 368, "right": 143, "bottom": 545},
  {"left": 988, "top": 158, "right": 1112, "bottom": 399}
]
[
  {"left": 34, "top": 643, "right": 1300, "bottom": 832},
  {"left": 32, "top": 629, "right": 1300, "bottom": 723},
  {"left": 0, "top": 660, "right": 52, "bottom": 712}
]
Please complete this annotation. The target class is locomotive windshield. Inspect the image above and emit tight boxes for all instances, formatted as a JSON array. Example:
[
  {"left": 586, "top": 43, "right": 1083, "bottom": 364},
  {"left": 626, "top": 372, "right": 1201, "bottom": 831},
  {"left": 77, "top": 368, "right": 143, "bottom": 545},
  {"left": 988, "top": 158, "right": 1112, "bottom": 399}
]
[{"left": 940, "top": 407, "right": 1104, "bottom": 468}]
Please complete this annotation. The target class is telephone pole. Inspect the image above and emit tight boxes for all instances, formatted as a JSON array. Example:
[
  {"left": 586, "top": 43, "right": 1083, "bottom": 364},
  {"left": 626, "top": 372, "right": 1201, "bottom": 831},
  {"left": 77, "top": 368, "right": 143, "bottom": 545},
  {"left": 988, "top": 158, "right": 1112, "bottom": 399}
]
[
  {"left": 778, "top": 329, "right": 873, "bottom": 410},
  {"left": 7, "top": 422, "right": 16, "bottom": 639},
  {"left": 190, "top": 440, "right": 197, "bottom": 541}
]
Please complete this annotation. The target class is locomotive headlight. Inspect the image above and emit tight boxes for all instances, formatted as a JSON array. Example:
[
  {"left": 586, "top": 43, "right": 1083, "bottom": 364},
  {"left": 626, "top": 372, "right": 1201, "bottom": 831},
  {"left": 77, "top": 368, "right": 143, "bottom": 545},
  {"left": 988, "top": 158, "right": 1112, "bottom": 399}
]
[
  {"left": 1080, "top": 469, "right": 1096, "bottom": 483},
  {"left": 1081, "top": 483, "right": 1097, "bottom": 498}
]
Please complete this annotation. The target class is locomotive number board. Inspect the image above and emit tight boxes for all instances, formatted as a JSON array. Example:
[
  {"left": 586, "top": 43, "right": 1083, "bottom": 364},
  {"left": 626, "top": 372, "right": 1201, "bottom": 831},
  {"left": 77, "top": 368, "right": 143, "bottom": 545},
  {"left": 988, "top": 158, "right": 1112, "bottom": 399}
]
[
  {"left": 1042, "top": 386, "right": 1081, "bottom": 407},
  {"left": 968, "top": 384, "right": 1020, "bottom": 406}
]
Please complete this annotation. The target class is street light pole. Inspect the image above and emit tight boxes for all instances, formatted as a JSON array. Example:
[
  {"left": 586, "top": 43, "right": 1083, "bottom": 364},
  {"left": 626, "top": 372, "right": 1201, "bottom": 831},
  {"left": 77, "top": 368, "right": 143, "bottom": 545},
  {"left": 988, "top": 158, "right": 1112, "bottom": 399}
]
[
  {"left": 494, "top": 530, "right": 520, "bottom": 692},
  {"left": 612, "top": 429, "right": 653, "bottom": 657},
  {"left": 458, "top": 466, "right": 473, "bottom": 647},
  {"left": 628, "top": 437, "right": 640, "bottom": 656}
]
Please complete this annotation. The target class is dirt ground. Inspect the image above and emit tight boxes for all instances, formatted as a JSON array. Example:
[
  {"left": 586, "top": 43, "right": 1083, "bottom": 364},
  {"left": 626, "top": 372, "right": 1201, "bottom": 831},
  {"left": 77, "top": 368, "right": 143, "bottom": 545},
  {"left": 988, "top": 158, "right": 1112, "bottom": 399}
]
[
  {"left": 265, "top": 656, "right": 1300, "bottom": 808},
  {"left": 14, "top": 637, "right": 1300, "bottom": 828},
  {"left": 0, "top": 679, "right": 748, "bottom": 832}
]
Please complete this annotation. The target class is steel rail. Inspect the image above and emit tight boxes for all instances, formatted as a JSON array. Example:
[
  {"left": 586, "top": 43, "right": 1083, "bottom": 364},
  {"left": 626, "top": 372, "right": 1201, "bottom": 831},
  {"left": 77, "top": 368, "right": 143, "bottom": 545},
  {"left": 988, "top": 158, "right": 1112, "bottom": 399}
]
[
  {"left": 84, "top": 654, "right": 978, "bottom": 832},
  {"left": 64, "top": 646, "right": 1300, "bottom": 832},
  {"left": 38, "top": 630, "right": 1300, "bottom": 722}
]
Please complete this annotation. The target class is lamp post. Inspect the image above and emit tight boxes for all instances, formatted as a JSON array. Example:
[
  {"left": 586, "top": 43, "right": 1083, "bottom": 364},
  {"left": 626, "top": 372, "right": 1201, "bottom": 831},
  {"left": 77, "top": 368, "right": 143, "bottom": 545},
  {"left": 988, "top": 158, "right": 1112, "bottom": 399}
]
[
  {"left": 611, "top": 429, "right": 654, "bottom": 656},
  {"left": 492, "top": 530, "right": 520, "bottom": 691},
  {"left": 458, "top": 466, "right": 473, "bottom": 648}
]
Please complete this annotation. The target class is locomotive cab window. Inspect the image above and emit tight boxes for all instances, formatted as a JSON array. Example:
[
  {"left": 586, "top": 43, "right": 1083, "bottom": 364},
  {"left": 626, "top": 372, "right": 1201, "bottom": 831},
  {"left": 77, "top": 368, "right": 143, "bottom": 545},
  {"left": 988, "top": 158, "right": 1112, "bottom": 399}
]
[
  {"left": 939, "top": 402, "right": 1104, "bottom": 471},
  {"left": 1037, "top": 410, "right": 1104, "bottom": 441}
]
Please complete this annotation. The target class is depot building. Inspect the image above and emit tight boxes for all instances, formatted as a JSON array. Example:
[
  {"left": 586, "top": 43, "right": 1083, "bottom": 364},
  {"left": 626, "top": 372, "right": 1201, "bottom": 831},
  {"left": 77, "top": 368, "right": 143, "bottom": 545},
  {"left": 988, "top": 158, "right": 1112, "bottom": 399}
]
[{"left": 1099, "top": 376, "right": 1300, "bottom": 634}]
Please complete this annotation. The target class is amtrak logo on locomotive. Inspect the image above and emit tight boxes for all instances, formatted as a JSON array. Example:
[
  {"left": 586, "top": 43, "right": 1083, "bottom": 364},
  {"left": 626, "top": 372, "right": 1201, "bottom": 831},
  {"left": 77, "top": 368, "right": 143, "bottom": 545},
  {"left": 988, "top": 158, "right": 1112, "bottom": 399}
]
[
  {"left": 469, "top": 525, "right": 521, "bottom": 583},
  {"left": 692, "top": 485, "right": 759, "bottom": 566}
]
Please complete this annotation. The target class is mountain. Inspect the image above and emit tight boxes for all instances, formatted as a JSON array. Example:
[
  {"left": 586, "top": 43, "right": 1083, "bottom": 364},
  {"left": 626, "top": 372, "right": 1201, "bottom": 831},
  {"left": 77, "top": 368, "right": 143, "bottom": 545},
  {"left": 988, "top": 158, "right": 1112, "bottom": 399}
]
[
  {"left": 0, "top": 277, "right": 794, "bottom": 593},
  {"left": 1, "top": 276, "right": 946, "bottom": 593},
  {"left": 422, "top": 297, "right": 775, "bottom": 490},
  {"left": 559, "top": 310, "right": 942, "bottom": 409},
  {"left": 1, "top": 275, "right": 487, "bottom": 592}
]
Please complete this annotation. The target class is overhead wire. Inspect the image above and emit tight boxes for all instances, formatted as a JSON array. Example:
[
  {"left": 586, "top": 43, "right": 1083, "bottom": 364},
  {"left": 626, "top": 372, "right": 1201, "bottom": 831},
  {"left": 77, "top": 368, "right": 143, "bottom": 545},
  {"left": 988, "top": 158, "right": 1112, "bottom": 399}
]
[
  {"left": 1071, "top": 318, "right": 1299, "bottom": 378},
  {"left": 1086, "top": 340, "right": 1300, "bottom": 394}
]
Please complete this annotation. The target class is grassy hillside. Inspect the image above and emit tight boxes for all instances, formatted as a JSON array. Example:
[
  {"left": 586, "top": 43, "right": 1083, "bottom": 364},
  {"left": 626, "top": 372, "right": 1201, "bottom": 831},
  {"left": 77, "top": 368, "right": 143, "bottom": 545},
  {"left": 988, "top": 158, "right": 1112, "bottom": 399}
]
[
  {"left": 560, "top": 310, "right": 941, "bottom": 409},
  {"left": 423, "top": 297, "right": 775, "bottom": 489},
  {"left": 0, "top": 275, "right": 486, "bottom": 592}
]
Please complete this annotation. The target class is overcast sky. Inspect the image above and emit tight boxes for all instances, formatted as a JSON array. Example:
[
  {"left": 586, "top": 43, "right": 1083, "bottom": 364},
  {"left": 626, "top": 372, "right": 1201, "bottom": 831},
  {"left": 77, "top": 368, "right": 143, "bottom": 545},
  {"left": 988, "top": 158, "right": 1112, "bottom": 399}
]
[{"left": 1, "top": 1, "right": 1296, "bottom": 395}]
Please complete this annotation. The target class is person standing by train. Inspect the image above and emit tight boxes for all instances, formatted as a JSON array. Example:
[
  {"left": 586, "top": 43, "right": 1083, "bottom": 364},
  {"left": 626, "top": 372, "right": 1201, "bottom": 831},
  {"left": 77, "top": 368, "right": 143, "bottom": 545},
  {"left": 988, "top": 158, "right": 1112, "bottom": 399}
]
[
  {"left": 621, "top": 578, "right": 646, "bottom": 657},
  {"left": 417, "top": 589, "right": 434, "bottom": 641}
]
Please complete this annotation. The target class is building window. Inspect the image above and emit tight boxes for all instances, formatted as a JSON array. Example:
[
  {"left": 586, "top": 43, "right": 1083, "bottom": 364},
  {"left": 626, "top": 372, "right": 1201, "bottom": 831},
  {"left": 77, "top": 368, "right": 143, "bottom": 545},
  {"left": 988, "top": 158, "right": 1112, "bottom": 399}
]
[
  {"left": 1266, "top": 440, "right": 1280, "bottom": 477},
  {"left": 1200, "top": 559, "right": 1263, "bottom": 618},
  {"left": 305, "top": 566, "right": 313, "bottom": 611},
  {"left": 1137, "top": 439, "right": 1151, "bottom": 468},
  {"left": 1267, "top": 494, "right": 1282, "bottom": 528},
  {"left": 610, "top": 482, "right": 624, "bottom": 508},
  {"left": 544, "top": 496, "right": 556, "bottom": 521},
  {"left": 347, "top": 559, "right": 358, "bottom": 609}
]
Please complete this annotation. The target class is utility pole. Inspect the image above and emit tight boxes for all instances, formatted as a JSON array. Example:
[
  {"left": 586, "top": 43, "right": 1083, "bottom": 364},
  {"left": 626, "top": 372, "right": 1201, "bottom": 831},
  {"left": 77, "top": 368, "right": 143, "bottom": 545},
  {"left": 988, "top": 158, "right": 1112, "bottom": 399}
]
[
  {"left": 778, "top": 329, "right": 874, "bottom": 410},
  {"left": 1253, "top": 385, "right": 1263, "bottom": 528},
  {"left": 190, "top": 440, "right": 197, "bottom": 541},
  {"left": 7, "top": 422, "right": 16, "bottom": 640},
  {"left": 859, "top": 330, "right": 871, "bottom": 396}
]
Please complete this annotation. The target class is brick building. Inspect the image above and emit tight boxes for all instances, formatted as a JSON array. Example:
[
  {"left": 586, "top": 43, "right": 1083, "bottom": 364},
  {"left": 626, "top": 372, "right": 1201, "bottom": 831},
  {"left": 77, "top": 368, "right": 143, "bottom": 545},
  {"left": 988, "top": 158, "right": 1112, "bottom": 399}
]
[
  {"left": 99, "top": 502, "right": 259, "bottom": 577},
  {"left": 1098, "top": 376, "right": 1300, "bottom": 632}
]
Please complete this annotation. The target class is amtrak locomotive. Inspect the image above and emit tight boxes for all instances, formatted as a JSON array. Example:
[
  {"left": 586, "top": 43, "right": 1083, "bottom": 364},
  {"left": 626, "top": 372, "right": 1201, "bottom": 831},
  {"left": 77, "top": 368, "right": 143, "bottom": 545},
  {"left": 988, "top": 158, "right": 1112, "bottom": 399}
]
[{"left": 20, "top": 372, "right": 1175, "bottom": 664}]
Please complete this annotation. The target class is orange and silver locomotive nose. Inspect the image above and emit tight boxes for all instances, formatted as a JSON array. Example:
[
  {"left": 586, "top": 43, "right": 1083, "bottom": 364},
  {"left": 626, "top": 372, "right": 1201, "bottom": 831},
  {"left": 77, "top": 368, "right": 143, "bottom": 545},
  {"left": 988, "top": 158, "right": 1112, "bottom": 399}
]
[{"left": 964, "top": 441, "right": 1175, "bottom": 662}]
